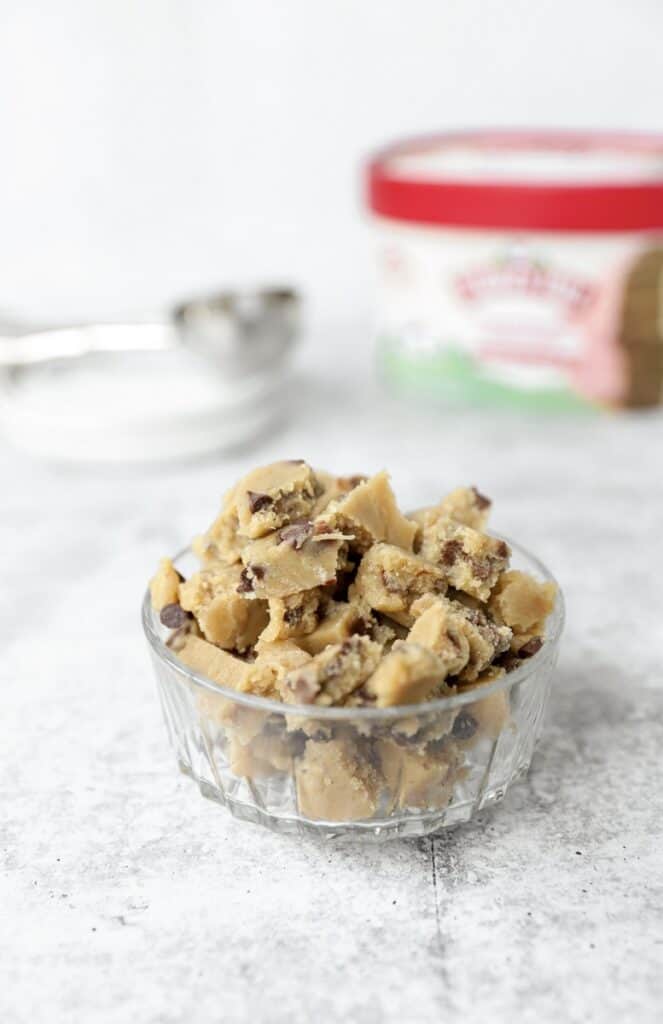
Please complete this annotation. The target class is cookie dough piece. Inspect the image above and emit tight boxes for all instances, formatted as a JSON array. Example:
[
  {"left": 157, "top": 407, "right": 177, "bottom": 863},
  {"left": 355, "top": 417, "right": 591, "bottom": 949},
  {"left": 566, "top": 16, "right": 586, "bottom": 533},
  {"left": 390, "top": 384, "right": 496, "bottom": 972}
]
[
  {"left": 488, "top": 570, "right": 556, "bottom": 636},
  {"left": 412, "top": 486, "right": 492, "bottom": 535},
  {"left": 259, "top": 590, "right": 327, "bottom": 643},
  {"left": 364, "top": 642, "right": 450, "bottom": 707},
  {"left": 226, "top": 734, "right": 274, "bottom": 779},
  {"left": 238, "top": 531, "right": 344, "bottom": 599},
  {"left": 150, "top": 558, "right": 182, "bottom": 611},
  {"left": 193, "top": 508, "right": 243, "bottom": 566},
  {"left": 420, "top": 522, "right": 510, "bottom": 601},
  {"left": 252, "top": 638, "right": 312, "bottom": 697},
  {"left": 454, "top": 606, "right": 512, "bottom": 684},
  {"left": 296, "top": 599, "right": 373, "bottom": 656},
  {"left": 226, "top": 460, "right": 320, "bottom": 540},
  {"left": 321, "top": 471, "right": 418, "bottom": 553},
  {"left": 295, "top": 736, "right": 380, "bottom": 821},
  {"left": 351, "top": 543, "right": 448, "bottom": 626},
  {"left": 177, "top": 634, "right": 254, "bottom": 691},
  {"left": 312, "top": 470, "right": 368, "bottom": 516},
  {"left": 408, "top": 594, "right": 511, "bottom": 684},
  {"left": 226, "top": 721, "right": 297, "bottom": 778},
  {"left": 408, "top": 595, "right": 472, "bottom": 676},
  {"left": 279, "top": 635, "right": 382, "bottom": 706},
  {"left": 378, "top": 738, "right": 458, "bottom": 810},
  {"left": 179, "top": 565, "right": 268, "bottom": 651}
]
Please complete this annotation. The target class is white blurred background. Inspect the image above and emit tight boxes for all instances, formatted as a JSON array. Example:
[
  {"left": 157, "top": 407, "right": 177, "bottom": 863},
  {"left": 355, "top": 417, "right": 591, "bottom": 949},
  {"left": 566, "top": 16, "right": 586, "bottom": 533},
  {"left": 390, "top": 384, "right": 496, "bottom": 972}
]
[{"left": 1, "top": 0, "right": 662, "bottom": 327}]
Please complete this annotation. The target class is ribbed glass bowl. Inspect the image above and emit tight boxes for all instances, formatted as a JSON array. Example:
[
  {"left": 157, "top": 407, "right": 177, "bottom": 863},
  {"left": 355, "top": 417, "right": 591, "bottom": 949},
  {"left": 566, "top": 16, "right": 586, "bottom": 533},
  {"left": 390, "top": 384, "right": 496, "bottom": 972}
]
[{"left": 142, "top": 539, "right": 563, "bottom": 840}]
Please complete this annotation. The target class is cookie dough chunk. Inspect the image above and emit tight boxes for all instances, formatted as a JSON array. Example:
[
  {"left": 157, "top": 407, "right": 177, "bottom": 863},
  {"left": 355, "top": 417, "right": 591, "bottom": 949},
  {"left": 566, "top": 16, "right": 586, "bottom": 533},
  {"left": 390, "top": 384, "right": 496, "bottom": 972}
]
[
  {"left": 227, "top": 460, "right": 320, "bottom": 539},
  {"left": 225, "top": 714, "right": 300, "bottom": 777},
  {"left": 252, "top": 639, "right": 312, "bottom": 697},
  {"left": 378, "top": 738, "right": 458, "bottom": 810},
  {"left": 407, "top": 595, "right": 511, "bottom": 684},
  {"left": 259, "top": 590, "right": 326, "bottom": 643},
  {"left": 412, "top": 486, "right": 492, "bottom": 535},
  {"left": 312, "top": 470, "right": 368, "bottom": 516},
  {"left": 297, "top": 599, "right": 374, "bottom": 656},
  {"left": 321, "top": 471, "right": 418, "bottom": 552},
  {"left": 351, "top": 543, "right": 447, "bottom": 625},
  {"left": 454, "top": 605, "right": 512, "bottom": 684},
  {"left": 489, "top": 570, "right": 556, "bottom": 636},
  {"left": 295, "top": 736, "right": 379, "bottom": 821},
  {"left": 364, "top": 641, "right": 449, "bottom": 707},
  {"left": 238, "top": 531, "right": 344, "bottom": 599},
  {"left": 150, "top": 558, "right": 182, "bottom": 611},
  {"left": 177, "top": 634, "right": 254, "bottom": 690},
  {"left": 193, "top": 508, "right": 243, "bottom": 566},
  {"left": 179, "top": 565, "right": 268, "bottom": 650},
  {"left": 279, "top": 635, "right": 382, "bottom": 706},
  {"left": 420, "top": 522, "right": 510, "bottom": 601},
  {"left": 408, "top": 595, "right": 472, "bottom": 676}
]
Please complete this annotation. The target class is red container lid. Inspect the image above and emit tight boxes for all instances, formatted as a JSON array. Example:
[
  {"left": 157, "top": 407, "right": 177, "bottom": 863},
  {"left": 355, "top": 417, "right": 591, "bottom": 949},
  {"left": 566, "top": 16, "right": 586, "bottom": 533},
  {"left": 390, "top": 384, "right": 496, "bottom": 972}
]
[{"left": 367, "top": 130, "right": 663, "bottom": 232}]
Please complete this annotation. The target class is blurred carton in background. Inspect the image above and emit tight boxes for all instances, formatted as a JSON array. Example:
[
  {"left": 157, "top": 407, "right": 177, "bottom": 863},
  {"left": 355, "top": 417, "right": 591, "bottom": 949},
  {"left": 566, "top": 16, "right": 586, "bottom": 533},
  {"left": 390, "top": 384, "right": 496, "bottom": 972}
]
[{"left": 366, "top": 131, "right": 663, "bottom": 410}]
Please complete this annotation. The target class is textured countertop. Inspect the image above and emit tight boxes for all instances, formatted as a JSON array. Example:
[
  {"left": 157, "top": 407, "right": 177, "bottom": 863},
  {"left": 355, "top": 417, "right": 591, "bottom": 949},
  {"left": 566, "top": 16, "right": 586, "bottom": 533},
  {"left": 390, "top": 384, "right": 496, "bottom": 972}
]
[{"left": 2, "top": 331, "right": 662, "bottom": 1023}]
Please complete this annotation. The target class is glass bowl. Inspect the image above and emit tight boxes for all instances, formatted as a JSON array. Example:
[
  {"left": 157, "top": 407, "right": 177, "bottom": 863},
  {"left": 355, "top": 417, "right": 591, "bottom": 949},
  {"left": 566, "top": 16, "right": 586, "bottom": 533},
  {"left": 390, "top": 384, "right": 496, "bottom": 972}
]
[{"left": 141, "top": 539, "right": 564, "bottom": 840}]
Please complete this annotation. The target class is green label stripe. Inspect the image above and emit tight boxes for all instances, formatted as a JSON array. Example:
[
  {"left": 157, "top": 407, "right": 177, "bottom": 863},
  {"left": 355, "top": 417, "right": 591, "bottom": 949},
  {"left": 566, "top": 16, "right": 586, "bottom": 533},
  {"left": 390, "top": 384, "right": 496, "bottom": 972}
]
[{"left": 378, "top": 338, "right": 594, "bottom": 411}]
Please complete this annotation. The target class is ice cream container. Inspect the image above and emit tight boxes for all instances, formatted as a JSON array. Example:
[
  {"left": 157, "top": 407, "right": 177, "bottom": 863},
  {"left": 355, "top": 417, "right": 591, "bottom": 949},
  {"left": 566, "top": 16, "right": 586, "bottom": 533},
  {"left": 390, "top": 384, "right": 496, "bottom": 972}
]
[{"left": 366, "top": 131, "right": 663, "bottom": 409}]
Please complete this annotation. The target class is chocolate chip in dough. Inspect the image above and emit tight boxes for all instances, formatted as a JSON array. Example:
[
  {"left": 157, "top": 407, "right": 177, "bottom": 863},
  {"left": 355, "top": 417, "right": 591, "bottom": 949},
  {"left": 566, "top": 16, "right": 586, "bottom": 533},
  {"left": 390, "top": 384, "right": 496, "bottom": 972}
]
[
  {"left": 279, "top": 520, "right": 313, "bottom": 550},
  {"left": 518, "top": 637, "right": 543, "bottom": 658},
  {"left": 441, "top": 540, "right": 463, "bottom": 567},
  {"left": 247, "top": 491, "right": 273, "bottom": 514},
  {"left": 452, "top": 710, "right": 478, "bottom": 740},
  {"left": 289, "top": 674, "right": 320, "bottom": 704},
  {"left": 237, "top": 569, "right": 255, "bottom": 594},
  {"left": 159, "top": 603, "right": 189, "bottom": 629}
]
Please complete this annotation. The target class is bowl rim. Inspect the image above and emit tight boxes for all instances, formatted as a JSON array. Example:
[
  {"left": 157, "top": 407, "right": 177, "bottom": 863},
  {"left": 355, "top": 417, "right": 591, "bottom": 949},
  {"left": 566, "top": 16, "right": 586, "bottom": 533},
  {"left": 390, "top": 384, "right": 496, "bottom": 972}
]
[{"left": 141, "top": 535, "right": 565, "bottom": 721}]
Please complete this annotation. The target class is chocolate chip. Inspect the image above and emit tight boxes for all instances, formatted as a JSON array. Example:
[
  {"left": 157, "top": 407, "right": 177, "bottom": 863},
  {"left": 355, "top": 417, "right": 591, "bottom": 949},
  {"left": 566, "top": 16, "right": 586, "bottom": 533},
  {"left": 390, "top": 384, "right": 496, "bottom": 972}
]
[
  {"left": 289, "top": 673, "right": 319, "bottom": 703},
  {"left": 518, "top": 637, "right": 543, "bottom": 658},
  {"left": 247, "top": 490, "right": 273, "bottom": 514},
  {"left": 237, "top": 569, "right": 254, "bottom": 594},
  {"left": 355, "top": 686, "right": 376, "bottom": 704},
  {"left": 159, "top": 603, "right": 189, "bottom": 629},
  {"left": 279, "top": 520, "right": 313, "bottom": 550},
  {"left": 471, "top": 487, "right": 491, "bottom": 511},
  {"left": 441, "top": 540, "right": 462, "bottom": 567},
  {"left": 471, "top": 559, "right": 491, "bottom": 581},
  {"left": 452, "top": 710, "right": 478, "bottom": 740},
  {"left": 285, "top": 459, "right": 306, "bottom": 465},
  {"left": 496, "top": 652, "right": 521, "bottom": 672},
  {"left": 496, "top": 540, "right": 509, "bottom": 559},
  {"left": 251, "top": 564, "right": 266, "bottom": 580},
  {"left": 283, "top": 605, "right": 304, "bottom": 626}
]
